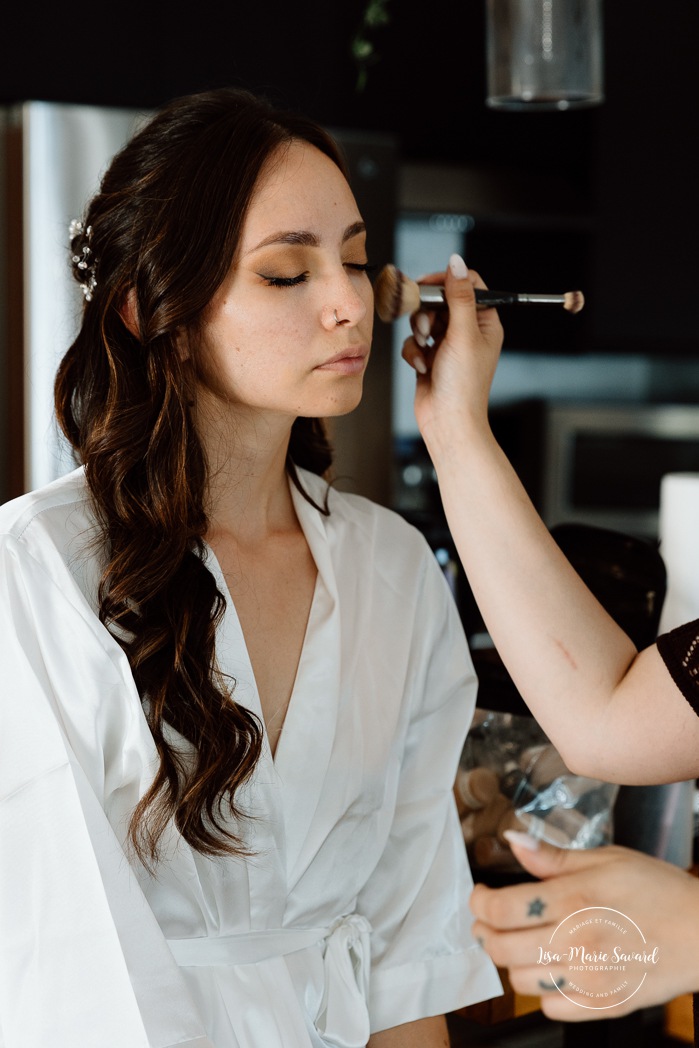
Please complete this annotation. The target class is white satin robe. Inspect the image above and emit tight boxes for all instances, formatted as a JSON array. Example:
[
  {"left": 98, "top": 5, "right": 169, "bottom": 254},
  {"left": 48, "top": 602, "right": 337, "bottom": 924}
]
[{"left": 0, "top": 467, "right": 501, "bottom": 1048}]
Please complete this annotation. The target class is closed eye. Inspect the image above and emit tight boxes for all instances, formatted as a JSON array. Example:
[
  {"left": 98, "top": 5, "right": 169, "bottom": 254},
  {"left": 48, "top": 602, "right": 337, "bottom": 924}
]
[
  {"left": 260, "top": 272, "right": 309, "bottom": 288},
  {"left": 260, "top": 264, "right": 375, "bottom": 287},
  {"left": 346, "top": 262, "right": 376, "bottom": 276}
]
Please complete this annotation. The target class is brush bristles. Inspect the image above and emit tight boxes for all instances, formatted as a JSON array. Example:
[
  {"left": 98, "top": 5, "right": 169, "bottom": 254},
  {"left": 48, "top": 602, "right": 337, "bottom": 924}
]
[
  {"left": 374, "top": 264, "right": 422, "bottom": 321},
  {"left": 564, "top": 290, "right": 585, "bottom": 314}
]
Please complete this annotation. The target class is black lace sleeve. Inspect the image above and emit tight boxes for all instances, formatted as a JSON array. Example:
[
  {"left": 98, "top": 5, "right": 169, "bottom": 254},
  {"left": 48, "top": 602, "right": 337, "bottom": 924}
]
[
  {"left": 656, "top": 618, "right": 699, "bottom": 718},
  {"left": 656, "top": 619, "right": 699, "bottom": 1048}
]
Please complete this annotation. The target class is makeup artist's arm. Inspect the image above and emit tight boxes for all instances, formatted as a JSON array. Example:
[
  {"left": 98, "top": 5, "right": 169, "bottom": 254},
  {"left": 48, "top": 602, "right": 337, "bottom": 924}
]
[
  {"left": 367, "top": 1015, "right": 449, "bottom": 1047},
  {"left": 403, "top": 255, "right": 699, "bottom": 784},
  {"left": 471, "top": 833, "right": 699, "bottom": 1019}
]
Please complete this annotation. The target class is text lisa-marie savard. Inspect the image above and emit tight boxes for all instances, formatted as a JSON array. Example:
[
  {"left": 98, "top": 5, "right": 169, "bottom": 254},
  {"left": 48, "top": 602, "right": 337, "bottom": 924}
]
[{"left": 537, "top": 946, "right": 660, "bottom": 968}]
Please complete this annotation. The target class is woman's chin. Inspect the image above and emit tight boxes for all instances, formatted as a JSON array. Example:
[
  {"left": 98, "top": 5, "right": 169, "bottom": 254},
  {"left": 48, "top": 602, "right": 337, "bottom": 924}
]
[{"left": 321, "top": 382, "right": 366, "bottom": 419}]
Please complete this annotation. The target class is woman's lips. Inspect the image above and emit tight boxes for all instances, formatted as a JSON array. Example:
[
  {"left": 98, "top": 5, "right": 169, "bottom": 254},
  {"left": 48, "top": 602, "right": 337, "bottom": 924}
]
[{"left": 315, "top": 348, "right": 369, "bottom": 375}]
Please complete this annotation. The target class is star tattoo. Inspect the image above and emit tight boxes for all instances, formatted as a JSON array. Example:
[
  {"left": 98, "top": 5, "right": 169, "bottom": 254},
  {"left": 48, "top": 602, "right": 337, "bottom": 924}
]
[
  {"left": 527, "top": 896, "right": 547, "bottom": 917},
  {"left": 538, "top": 977, "right": 566, "bottom": 992}
]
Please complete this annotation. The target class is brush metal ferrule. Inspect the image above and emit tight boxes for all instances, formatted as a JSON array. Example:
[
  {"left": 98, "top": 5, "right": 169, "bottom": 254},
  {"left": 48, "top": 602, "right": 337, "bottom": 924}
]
[
  {"left": 514, "top": 293, "right": 566, "bottom": 304},
  {"left": 418, "top": 285, "right": 447, "bottom": 306}
]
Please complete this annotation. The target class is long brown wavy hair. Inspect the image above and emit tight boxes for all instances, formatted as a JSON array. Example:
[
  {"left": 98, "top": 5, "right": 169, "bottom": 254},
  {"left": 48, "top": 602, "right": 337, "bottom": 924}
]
[{"left": 54, "top": 88, "right": 345, "bottom": 867}]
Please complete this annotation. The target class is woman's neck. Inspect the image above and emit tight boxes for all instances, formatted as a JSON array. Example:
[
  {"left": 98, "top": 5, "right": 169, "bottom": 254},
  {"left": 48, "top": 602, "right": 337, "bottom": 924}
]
[{"left": 194, "top": 395, "right": 297, "bottom": 544}]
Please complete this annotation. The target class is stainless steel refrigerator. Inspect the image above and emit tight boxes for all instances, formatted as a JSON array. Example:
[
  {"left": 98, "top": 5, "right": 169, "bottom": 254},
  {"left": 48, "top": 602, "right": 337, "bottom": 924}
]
[
  {"left": 0, "top": 101, "right": 396, "bottom": 507},
  {"left": 0, "top": 101, "right": 148, "bottom": 504}
]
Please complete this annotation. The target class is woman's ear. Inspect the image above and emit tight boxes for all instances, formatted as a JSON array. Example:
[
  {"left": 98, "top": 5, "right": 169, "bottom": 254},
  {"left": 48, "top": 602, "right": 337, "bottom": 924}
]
[
  {"left": 174, "top": 328, "right": 191, "bottom": 362},
  {"left": 119, "top": 288, "right": 141, "bottom": 340}
]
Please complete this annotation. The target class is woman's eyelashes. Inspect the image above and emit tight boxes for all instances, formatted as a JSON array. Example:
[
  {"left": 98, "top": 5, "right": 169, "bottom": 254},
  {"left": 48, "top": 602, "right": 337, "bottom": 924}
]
[
  {"left": 346, "top": 262, "right": 376, "bottom": 276},
  {"left": 259, "top": 262, "right": 375, "bottom": 289},
  {"left": 261, "top": 272, "right": 309, "bottom": 288}
]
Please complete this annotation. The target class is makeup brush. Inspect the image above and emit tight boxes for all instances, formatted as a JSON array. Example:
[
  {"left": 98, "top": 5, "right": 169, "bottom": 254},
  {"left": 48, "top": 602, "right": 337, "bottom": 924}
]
[{"left": 374, "top": 264, "right": 585, "bottom": 322}]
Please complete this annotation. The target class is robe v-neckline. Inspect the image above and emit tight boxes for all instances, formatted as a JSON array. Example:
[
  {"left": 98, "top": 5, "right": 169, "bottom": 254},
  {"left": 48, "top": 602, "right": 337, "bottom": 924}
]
[
  {"left": 203, "top": 475, "right": 343, "bottom": 882},
  {"left": 206, "top": 549, "right": 321, "bottom": 768}
]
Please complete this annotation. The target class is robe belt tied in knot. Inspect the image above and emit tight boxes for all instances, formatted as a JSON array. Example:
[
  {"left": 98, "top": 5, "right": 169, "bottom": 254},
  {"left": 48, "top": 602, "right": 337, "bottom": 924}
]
[{"left": 167, "top": 913, "right": 372, "bottom": 1048}]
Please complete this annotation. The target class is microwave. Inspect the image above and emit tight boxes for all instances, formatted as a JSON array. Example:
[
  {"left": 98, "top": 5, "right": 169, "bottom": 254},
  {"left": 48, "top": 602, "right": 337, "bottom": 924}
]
[{"left": 540, "top": 403, "right": 699, "bottom": 540}]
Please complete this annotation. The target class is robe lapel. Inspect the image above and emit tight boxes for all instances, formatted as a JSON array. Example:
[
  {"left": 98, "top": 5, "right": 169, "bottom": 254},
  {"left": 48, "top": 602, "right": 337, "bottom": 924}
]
[
  {"left": 275, "top": 481, "right": 342, "bottom": 886},
  {"left": 203, "top": 545, "right": 288, "bottom": 926},
  {"left": 202, "top": 475, "right": 342, "bottom": 898}
]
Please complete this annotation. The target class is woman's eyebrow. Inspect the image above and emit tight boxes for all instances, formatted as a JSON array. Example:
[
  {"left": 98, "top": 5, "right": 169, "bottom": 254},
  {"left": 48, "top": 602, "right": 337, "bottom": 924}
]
[
  {"left": 249, "top": 221, "right": 366, "bottom": 253},
  {"left": 342, "top": 221, "right": 367, "bottom": 243}
]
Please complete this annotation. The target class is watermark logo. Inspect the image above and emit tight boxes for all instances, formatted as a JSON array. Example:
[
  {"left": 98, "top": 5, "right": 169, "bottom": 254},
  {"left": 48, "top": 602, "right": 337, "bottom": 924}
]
[{"left": 536, "top": 906, "right": 659, "bottom": 1011}]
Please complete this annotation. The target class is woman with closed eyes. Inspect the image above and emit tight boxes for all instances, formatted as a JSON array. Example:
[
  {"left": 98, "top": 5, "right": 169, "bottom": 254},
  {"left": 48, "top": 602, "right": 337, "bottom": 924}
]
[{"left": 0, "top": 88, "right": 501, "bottom": 1048}]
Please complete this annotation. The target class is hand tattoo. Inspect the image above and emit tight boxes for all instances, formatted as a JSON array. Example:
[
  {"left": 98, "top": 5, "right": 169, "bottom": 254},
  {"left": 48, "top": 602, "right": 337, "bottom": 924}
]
[
  {"left": 538, "top": 977, "right": 566, "bottom": 992},
  {"left": 527, "top": 897, "right": 546, "bottom": 917}
]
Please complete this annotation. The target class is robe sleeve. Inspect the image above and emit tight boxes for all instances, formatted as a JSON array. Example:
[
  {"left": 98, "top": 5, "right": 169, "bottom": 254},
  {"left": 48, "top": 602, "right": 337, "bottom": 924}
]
[
  {"left": 356, "top": 546, "right": 502, "bottom": 1033},
  {"left": 0, "top": 536, "right": 213, "bottom": 1048},
  {"left": 657, "top": 618, "right": 699, "bottom": 717}
]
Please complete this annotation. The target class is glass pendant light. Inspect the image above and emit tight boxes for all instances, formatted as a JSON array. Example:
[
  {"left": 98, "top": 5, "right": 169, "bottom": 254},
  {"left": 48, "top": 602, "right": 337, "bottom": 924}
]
[{"left": 486, "top": 0, "right": 604, "bottom": 110}]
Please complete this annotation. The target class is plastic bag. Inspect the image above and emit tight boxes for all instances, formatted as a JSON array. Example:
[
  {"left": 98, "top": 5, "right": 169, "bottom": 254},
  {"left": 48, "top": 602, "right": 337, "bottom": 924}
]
[{"left": 456, "top": 708, "right": 619, "bottom": 874}]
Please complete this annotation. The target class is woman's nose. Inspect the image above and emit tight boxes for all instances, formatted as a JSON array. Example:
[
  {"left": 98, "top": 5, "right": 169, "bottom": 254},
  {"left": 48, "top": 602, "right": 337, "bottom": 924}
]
[{"left": 321, "top": 273, "right": 370, "bottom": 330}]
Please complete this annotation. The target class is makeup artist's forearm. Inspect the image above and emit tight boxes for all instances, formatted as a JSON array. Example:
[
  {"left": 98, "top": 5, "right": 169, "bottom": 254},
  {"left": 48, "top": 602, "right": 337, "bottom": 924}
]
[
  {"left": 426, "top": 418, "right": 638, "bottom": 770},
  {"left": 367, "top": 1014, "right": 450, "bottom": 1047}
]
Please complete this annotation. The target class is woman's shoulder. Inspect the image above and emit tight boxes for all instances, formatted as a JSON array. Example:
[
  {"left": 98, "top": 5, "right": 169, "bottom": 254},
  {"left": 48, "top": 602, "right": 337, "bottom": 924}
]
[
  {"left": 0, "top": 467, "right": 100, "bottom": 585},
  {"left": 300, "top": 468, "right": 429, "bottom": 549},
  {"left": 1, "top": 466, "right": 90, "bottom": 529},
  {"left": 299, "top": 467, "right": 414, "bottom": 528}
]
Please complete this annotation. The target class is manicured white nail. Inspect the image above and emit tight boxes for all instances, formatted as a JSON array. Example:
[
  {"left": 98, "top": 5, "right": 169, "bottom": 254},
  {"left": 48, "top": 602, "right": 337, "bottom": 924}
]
[
  {"left": 503, "top": 830, "right": 540, "bottom": 851},
  {"left": 414, "top": 330, "right": 427, "bottom": 348},
  {"left": 414, "top": 356, "right": 428, "bottom": 375},
  {"left": 415, "top": 311, "right": 431, "bottom": 337},
  {"left": 449, "top": 253, "right": 468, "bottom": 279}
]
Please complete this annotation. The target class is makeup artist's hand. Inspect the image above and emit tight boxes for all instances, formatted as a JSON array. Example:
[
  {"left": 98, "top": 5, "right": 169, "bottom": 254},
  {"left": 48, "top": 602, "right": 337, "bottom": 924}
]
[
  {"left": 400, "top": 254, "right": 503, "bottom": 446},
  {"left": 471, "top": 831, "right": 699, "bottom": 1021}
]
